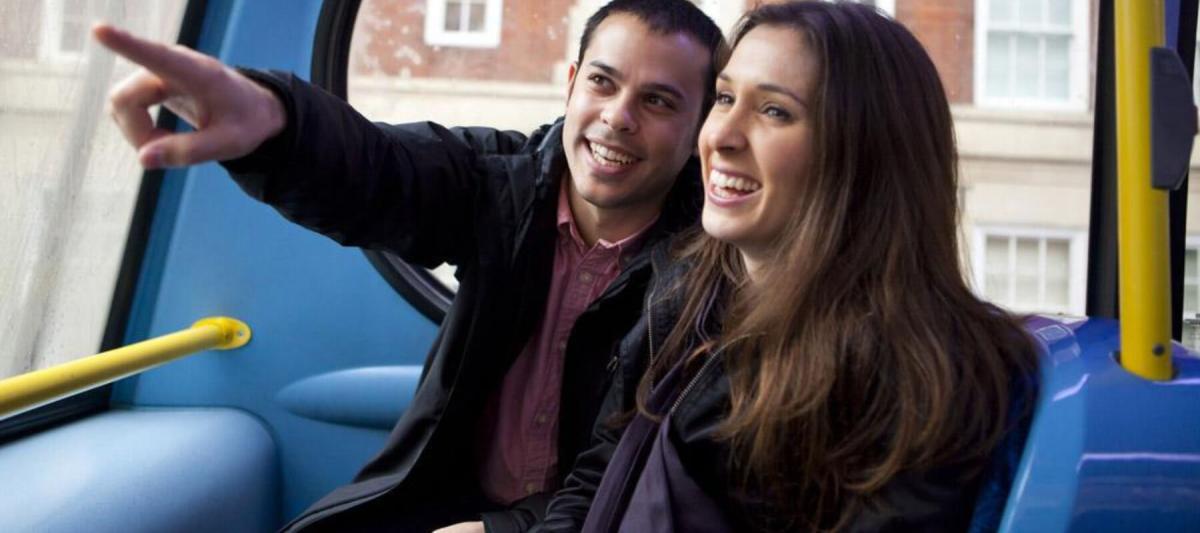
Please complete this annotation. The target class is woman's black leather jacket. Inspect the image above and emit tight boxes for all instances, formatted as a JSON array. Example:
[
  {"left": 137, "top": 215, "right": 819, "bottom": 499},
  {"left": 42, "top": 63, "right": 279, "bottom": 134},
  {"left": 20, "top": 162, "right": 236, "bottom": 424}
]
[{"left": 533, "top": 245, "right": 994, "bottom": 533}]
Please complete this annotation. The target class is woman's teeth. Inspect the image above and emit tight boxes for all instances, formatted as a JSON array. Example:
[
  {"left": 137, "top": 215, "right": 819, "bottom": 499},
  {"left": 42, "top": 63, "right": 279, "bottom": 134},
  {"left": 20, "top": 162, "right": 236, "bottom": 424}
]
[
  {"left": 590, "top": 142, "right": 636, "bottom": 166},
  {"left": 710, "top": 169, "right": 761, "bottom": 198}
]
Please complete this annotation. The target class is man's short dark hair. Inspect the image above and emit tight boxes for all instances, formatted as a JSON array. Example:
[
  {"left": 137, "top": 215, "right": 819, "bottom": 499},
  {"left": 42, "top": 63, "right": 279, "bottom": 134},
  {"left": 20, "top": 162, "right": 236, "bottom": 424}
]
[{"left": 576, "top": 0, "right": 728, "bottom": 113}]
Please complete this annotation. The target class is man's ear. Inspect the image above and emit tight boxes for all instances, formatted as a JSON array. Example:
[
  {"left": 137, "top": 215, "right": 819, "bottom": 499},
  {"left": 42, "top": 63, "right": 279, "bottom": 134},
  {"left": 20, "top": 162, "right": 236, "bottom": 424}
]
[
  {"left": 565, "top": 61, "right": 579, "bottom": 100},
  {"left": 691, "top": 118, "right": 705, "bottom": 157}
]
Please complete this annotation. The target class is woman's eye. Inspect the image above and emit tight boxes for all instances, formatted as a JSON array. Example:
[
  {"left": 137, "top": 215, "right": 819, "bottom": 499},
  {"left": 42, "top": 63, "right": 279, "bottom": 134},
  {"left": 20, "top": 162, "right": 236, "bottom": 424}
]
[
  {"left": 714, "top": 92, "right": 734, "bottom": 106},
  {"left": 763, "top": 105, "right": 792, "bottom": 121}
]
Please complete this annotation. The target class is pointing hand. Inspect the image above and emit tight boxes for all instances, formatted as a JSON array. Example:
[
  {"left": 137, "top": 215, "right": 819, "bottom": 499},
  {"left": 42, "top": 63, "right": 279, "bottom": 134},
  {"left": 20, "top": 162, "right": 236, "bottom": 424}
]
[{"left": 93, "top": 23, "right": 287, "bottom": 168}]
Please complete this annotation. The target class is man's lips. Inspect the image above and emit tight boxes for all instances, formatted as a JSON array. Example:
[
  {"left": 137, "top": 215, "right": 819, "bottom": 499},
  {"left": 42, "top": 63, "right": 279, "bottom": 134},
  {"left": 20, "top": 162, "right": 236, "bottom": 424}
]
[{"left": 585, "top": 138, "right": 641, "bottom": 168}]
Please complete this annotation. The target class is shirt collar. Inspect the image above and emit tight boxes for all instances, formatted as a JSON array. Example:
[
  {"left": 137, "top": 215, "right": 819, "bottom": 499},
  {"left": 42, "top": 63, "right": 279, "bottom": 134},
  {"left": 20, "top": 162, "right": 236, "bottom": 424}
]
[{"left": 556, "top": 178, "right": 658, "bottom": 260}]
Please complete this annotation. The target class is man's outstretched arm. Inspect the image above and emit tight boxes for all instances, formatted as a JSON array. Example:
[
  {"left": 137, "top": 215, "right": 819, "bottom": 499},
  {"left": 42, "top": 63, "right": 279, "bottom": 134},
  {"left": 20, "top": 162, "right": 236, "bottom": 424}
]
[{"left": 93, "top": 24, "right": 522, "bottom": 266}]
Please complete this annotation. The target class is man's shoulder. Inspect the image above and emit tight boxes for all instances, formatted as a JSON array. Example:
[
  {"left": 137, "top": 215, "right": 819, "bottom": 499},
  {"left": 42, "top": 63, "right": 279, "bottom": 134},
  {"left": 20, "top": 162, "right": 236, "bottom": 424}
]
[
  {"left": 443, "top": 117, "right": 564, "bottom": 159},
  {"left": 522, "top": 117, "right": 565, "bottom": 151}
]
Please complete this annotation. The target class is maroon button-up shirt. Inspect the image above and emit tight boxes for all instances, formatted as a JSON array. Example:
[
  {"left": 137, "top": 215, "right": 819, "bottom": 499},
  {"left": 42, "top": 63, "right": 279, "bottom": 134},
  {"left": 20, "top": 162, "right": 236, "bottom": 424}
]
[{"left": 476, "top": 182, "right": 655, "bottom": 505}]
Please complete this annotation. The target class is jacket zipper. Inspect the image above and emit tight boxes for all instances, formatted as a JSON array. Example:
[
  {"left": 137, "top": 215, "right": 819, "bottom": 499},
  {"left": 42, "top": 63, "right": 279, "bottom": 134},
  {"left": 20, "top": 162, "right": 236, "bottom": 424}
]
[
  {"left": 668, "top": 348, "right": 722, "bottom": 416},
  {"left": 646, "top": 287, "right": 658, "bottom": 370}
]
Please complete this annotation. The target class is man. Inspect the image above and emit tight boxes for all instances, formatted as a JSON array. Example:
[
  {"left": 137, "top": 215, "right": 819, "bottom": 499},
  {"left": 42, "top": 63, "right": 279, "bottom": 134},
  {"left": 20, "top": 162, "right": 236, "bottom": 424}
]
[{"left": 94, "top": 1, "right": 725, "bottom": 531}]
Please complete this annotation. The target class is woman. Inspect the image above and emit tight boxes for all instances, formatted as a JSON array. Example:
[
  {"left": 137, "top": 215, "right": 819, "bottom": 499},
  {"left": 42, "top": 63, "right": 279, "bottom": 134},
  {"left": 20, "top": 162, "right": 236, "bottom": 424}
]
[{"left": 534, "top": 2, "right": 1038, "bottom": 532}]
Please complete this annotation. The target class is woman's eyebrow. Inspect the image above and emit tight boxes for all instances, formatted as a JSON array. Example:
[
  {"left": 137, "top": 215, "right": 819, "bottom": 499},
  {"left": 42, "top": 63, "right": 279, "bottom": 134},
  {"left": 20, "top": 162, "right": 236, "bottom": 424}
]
[{"left": 718, "top": 72, "right": 806, "bottom": 106}]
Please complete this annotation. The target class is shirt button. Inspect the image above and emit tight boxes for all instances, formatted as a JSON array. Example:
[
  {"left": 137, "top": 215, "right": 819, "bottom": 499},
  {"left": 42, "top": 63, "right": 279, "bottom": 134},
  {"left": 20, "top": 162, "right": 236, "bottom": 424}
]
[
  {"left": 557, "top": 340, "right": 568, "bottom": 351},
  {"left": 525, "top": 482, "right": 538, "bottom": 495},
  {"left": 579, "top": 272, "right": 594, "bottom": 283},
  {"left": 536, "top": 414, "right": 548, "bottom": 424}
]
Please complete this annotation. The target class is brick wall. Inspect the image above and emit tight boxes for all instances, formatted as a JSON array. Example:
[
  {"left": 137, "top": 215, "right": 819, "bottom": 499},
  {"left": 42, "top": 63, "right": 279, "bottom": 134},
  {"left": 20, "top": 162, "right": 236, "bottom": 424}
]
[
  {"left": 352, "top": 0, "right": 573, "bottom": 83},
  {"left": 894, "top": 0, "right": 974, "bottom": 104},
  {"left": 352, "top": 0, "right": 1100, "bottom": 109}
]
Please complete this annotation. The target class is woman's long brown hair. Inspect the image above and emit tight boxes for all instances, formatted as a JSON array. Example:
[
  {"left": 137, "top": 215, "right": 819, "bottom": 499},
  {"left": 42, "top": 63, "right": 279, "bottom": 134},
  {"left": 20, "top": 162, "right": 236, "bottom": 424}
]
[{"left": 638, "top": 2, "right": 1038, "bottom": 530}]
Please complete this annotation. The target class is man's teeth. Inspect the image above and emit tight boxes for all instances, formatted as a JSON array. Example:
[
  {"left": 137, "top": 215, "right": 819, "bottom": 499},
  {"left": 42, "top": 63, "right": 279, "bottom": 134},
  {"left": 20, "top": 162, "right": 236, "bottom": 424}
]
[
  {"left": 590, "top": 142, "right": 636, "bottom": 165},
  {"left": 710, "top": 169, "right": 761, "bottom": 193}
]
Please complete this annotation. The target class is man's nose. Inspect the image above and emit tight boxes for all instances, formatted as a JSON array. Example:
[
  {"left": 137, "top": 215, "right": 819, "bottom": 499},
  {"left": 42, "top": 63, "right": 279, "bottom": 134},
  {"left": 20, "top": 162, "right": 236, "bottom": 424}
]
[{"left": 600, "top": 93, "right": 638, "bottom": 134}]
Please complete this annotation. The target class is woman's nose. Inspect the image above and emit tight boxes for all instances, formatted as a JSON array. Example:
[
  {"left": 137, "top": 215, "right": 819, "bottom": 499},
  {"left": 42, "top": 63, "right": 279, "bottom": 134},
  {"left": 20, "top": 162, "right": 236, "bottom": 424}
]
[{"left": 704, "top": 112, "right": 747, "bottom": 153}]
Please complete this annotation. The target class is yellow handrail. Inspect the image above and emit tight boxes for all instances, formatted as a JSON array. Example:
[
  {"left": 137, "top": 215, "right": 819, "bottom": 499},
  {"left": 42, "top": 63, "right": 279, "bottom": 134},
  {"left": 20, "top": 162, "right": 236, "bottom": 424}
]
[
  {"left": 0, "top": 317, "right": 251, "bottom": 419},
  {"left": 1116, "top": 0, "right": 1173, "bottom": 380}
]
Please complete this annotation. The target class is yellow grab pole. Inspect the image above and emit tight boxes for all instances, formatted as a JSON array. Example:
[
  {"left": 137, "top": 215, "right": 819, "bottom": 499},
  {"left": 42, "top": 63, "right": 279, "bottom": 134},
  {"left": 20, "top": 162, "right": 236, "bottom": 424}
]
[
  {"left": 1116, "top": 0, "right": 1173, "bottom": 380},
  {"left": 0, "top": 317, "right": 251, "bottom": 419}
]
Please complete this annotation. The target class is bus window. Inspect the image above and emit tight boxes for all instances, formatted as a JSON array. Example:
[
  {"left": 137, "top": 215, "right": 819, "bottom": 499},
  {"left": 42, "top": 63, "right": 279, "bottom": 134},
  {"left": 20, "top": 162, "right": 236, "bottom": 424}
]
[
  {"left": 0, "top": 1, "right": 187, "bottom": 380},
  {"left": 953, "top": 0, "right": 1093, "bottom": 319},
  {"left": 345, "top": 0, "right": 741, "bottom": 314},
  {"left": 347, "top": 0, "right": 575, "bottom": 295},
  {"left": 342, "top": 0, "right": 1107, "bottom": 324},
  {"left": 1184, "top": 6, "right": 1200, "bottom": 351}
]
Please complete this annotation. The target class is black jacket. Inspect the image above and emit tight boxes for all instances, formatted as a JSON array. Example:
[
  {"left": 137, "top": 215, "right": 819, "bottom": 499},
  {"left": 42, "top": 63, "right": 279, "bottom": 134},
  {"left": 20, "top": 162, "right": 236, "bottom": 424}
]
[
  {"left": 221, "top": 70, "right": 702, "bottom": 533},
  {"left": 536, "top": 247, "right": 992, "bottom": 532}
]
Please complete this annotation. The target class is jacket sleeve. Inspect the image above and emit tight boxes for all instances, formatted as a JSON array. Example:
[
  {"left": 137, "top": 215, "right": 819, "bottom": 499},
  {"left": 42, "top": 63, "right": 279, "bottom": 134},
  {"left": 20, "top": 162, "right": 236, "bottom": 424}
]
[
  {"left": 478, "top": 492, "right": 552, "bottom": 533},
  {"left": 220, "top": 69, "right": 531, "bottom": 268}
]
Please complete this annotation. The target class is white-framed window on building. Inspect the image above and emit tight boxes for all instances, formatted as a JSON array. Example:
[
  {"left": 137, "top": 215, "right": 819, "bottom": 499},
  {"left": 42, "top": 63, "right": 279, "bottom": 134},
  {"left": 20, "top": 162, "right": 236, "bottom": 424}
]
[
  {"left": 425, "top": 0, "right": 503, "bottom": 48},
  {"left": 972, "top": 228, "right": 1087, "bottom": 315},
  {"left": 974, "top": 0, "right": 1089, "bottom": 109},
  {"left": 40, "top": 0, "right": 108, "bottom": 62}
]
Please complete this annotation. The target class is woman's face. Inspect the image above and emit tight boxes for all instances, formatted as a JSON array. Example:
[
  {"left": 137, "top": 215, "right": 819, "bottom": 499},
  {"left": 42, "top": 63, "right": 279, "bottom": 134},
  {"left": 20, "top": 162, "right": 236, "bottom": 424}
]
[{"left": 699, "top": 26, "right": 817, "bottom": 264}]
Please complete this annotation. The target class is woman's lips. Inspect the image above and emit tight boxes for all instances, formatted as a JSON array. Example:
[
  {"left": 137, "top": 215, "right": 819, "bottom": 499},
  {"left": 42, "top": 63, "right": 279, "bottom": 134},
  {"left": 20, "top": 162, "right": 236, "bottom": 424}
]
[{"left": 707, "top": 167, "right": 761, "bottom": 206}]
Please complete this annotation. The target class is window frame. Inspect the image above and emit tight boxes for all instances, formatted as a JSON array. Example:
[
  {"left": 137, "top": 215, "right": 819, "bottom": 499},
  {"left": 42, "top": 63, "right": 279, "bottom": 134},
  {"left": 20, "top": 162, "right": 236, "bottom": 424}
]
[
  {"left": 316, "top": 0, "right": 452, "bottom": 323},
  {"left": 972, "top": 226, "right": 1088, "bottom": 315},
  {"left": 424, "top": 0, "right": 503, "bottom": 49},
  {"left": 973, "top": 0, "right": 1090, "bottom": 110}
]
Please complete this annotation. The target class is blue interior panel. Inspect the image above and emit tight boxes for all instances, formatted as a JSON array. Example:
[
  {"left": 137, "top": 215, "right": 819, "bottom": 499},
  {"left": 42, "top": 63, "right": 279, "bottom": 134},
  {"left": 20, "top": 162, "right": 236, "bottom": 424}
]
[{"left": 108, "top": 0, "right": 439, "bottom": 520}]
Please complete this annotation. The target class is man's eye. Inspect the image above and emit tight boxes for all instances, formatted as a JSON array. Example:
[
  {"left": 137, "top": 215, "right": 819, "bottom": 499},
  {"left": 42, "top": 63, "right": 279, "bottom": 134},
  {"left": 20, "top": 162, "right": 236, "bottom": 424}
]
[
  {"left": 645, "top": 94, "right": 674, "bottom": 109},
  {"left": 588, "top": 74, "right": 612, "bottom": 89}
]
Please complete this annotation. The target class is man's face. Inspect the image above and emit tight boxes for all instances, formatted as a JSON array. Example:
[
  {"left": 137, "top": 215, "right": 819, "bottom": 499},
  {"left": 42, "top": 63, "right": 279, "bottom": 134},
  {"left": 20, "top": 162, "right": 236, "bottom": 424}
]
[{"left": 562, "top": 14, "right": 710, "bottom": 221}]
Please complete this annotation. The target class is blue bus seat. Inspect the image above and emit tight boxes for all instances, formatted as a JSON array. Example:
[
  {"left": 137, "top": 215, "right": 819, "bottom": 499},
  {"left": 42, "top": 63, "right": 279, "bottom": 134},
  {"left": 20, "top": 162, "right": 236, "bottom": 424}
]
[
  {"left": 994, "top": 316, "right": 1200, "bottom": 531},
  {"left": 0, "top": 408, "right": 279, "bottom": 532}
]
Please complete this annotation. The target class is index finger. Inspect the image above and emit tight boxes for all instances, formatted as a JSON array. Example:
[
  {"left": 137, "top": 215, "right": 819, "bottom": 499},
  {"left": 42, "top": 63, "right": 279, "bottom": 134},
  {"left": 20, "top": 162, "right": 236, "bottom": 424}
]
[{"left": 92, "top": 23, "right": 209, "bottom": 86}]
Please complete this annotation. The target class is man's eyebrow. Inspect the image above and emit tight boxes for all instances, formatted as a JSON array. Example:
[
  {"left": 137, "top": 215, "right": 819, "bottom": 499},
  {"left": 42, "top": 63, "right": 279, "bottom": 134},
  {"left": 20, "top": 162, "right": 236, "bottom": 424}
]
[
  {"left": 718, "top": 72, "right": 806, "bottom": 106},
  {"left": 588, "top": 60, "right": 686, "bottom": 102},
  {"left": 588, "top": 60, "right": 624, "bottom": 81}
]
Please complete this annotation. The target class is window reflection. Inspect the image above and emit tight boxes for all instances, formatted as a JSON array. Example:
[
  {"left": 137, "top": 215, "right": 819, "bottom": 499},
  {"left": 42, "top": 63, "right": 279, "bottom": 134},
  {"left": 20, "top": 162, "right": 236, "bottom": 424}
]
[{"left": 0, "top": 1, "right": 187, "bottom": 379}]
